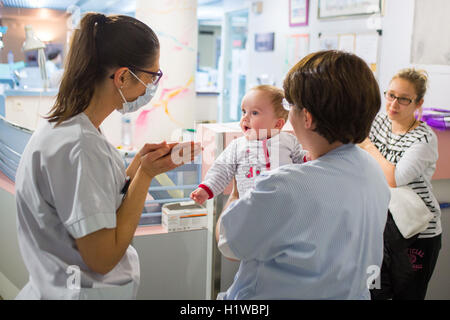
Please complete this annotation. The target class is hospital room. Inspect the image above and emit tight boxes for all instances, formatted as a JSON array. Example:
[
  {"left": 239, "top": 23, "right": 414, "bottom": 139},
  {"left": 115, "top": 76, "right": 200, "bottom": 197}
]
[{"left": 0, "top": 0, "right": 449, "bottom": 305}]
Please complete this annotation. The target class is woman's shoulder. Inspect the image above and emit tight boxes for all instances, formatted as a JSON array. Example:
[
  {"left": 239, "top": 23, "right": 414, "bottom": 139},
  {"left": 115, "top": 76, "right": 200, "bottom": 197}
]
[
  {"left": 410, "top": 121, "right": 437, "bottom": 144},
  {"left": 256, "top": 163, "right": 308, "bottom": 190},
  {"left": 36, "top": 113, "right": 107, "bottom": 158},
  {"left": 372, "top": 112, "right": 389, "bottom": 127}
]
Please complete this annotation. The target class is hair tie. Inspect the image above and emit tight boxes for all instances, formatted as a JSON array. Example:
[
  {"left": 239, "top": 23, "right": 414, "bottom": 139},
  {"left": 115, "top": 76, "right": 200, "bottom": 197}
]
[{"left": 96, "top": 14, "right": 108, "bottom": 26}]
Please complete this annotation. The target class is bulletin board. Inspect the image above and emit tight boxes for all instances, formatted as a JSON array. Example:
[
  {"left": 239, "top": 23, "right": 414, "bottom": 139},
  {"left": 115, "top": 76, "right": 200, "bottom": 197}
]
[
  {"left": 318, "top": 31, "right": 381, "bottom": 78},
  {"left": 284, "top": 33, "right": 310, "bottom": 73}
]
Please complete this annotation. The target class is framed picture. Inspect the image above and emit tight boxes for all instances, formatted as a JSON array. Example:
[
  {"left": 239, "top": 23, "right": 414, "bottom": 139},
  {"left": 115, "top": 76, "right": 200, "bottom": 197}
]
[
  {"left": 318, "top": 0, "right": 382, "bottom": 19},
  {"left": 255, "top": 32, "right": 275, "bottom": 52},
  {"left": 289, "top": 0, "right": 309, "bottom": 27}
]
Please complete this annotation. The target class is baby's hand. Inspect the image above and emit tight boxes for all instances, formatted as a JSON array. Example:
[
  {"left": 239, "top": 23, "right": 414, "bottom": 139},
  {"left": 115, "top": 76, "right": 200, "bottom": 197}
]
[
  {"left": 305, "top": 151, "right": 312, "bottom": 162},
  {"left": 190, "top": 188, "right": 209, "bottom": 205}
]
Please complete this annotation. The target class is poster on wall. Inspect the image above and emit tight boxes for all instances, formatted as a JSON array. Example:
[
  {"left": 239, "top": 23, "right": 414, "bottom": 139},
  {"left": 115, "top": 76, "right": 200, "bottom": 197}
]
[
  {"left": 255, "top": 32, "right": 275, "bottom": 52},
  {"left": 284, "top": 34, "right": 309, "bottom": 73},
  {"left": 318, "top": 0, "right": 381, "bottom": 19},
  {"left": 338, "top": 34, "right": 356, "bottom": 53},
  {"left": 319, "top": 32, "right": 380, "bottom": 77},
  {"left": 319, "top": 34, "right": 338, "bottom": 50},
  {"left": 289, "top": 0, "right": 309, "bottom": 26},
  {"left": 355, "top": 33, "right": 379, "bottom": 73}
]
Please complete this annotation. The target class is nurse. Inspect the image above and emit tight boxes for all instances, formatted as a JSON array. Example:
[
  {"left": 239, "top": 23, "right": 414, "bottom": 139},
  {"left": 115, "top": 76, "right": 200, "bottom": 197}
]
[
  {"left": 216, "top": 50, "right": 391, "bottom": 299},
  {"left": 15, "top": 13, "right": 198, "bottom": 299}
]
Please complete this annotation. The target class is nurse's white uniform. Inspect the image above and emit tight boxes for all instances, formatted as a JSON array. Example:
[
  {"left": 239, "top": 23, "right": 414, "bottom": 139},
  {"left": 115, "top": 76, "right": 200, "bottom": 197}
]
[{"left": 15, "top": 112, "right": 139, "bottom": 299}]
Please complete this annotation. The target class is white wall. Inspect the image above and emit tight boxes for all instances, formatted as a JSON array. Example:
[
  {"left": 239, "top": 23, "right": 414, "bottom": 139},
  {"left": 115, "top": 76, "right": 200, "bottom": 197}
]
[
  {"left": 379, "top": 0, "right": 450, "bottom": 110},
  {"left": 245, "top": 0, "right": 450, "bottom": 110}
]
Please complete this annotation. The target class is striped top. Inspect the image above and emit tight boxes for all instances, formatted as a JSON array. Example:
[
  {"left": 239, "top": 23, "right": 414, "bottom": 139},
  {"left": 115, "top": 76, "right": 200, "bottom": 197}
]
[{"left": 369, "top": 113, "right": 442, "bottom": 238}]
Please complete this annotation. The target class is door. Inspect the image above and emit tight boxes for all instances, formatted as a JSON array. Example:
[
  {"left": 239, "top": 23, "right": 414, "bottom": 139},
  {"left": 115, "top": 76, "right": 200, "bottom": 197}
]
[{"left": 218, "top": 9, "right": 248, "bottom": 123}]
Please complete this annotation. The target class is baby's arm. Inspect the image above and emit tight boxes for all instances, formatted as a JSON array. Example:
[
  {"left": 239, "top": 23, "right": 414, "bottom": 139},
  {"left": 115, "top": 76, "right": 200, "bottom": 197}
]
[
  {"left": 190, "top": 140, "right": 238, "bottom": 203},
  {"left": 290, "top": 136, "right": 309, "bottom": 163}
]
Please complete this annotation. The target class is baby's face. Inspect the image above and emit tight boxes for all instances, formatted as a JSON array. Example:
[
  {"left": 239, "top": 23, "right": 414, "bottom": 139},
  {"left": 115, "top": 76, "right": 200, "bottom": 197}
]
[{"left": 240, "top": 90, "right": 282, "bottom": 140}]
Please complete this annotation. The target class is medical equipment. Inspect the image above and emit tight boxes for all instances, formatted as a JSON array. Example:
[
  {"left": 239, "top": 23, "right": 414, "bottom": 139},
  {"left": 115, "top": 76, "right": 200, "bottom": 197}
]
[
  {"left": 162, "top": 201, "right": 207, "bottom": 232},
  {"left": 22, "top": 25, "right": 48, "bottom": 90}
]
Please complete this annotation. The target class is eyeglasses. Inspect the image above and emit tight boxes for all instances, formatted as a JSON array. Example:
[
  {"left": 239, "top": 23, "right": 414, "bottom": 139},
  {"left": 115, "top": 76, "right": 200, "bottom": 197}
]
[
  {"left": 110, "top": 67, "right": 163, "bottom": 86},
  {"left": 282, "top": 98, "right": 295, "bottom": 111},
  {"left": 384, "top": 91, "right": 415, "bottom": 106}
]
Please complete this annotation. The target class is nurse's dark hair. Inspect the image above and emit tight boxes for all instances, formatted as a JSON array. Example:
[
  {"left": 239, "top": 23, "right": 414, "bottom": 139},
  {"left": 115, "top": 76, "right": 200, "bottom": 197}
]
[
  {"left": 283, "top": 50, "right": 380, "bottom": 144},
  {"left": 46, "top": 13, "right": 159, "bottom": 125}
]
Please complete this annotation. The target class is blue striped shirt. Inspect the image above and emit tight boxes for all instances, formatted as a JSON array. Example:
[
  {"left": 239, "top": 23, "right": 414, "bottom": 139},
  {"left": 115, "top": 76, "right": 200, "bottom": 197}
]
[{"left": 218, "top": 144, "right": 390, "bottom": 299}]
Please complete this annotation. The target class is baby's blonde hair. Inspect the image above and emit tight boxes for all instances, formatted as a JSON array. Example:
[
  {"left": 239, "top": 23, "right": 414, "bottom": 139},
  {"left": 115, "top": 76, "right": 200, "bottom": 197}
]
[
  {"left": 391, "top": 68, "right": 428, "bottom": 101},
  {"left": 250, "top": 85, "right": 288, "bottom": 121}
]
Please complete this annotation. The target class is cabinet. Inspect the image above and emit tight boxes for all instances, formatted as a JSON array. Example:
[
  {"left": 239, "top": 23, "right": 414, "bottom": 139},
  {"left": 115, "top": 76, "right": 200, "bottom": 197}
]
[{"left": 121, "top": 152, "right": 214, "bottom": 299}]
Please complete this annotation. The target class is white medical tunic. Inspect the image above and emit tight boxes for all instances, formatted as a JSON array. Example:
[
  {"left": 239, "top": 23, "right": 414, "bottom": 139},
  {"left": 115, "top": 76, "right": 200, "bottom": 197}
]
[
  {"left": 15, "top": 112, "right": 139, "bottom": 299},
  {"left": 218, "top": 144, "right": 390, "bottom": 299}
]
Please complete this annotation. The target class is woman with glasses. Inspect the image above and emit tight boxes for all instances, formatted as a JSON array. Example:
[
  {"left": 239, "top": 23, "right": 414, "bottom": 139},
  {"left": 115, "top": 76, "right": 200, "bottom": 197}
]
[
  {"left": 215, "top": 51, "right": 390, "bottom": 299},
  {"left": 15, "top": 13, "right": 197, "bottom": 299},
  {"left": 359, "top": 68, "right": 442, "bottom": 300}
]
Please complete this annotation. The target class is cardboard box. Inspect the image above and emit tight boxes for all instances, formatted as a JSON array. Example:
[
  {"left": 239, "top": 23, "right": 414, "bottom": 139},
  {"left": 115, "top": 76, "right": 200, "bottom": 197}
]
[{"left": 162, "top": 201, "right": 207, "bottom": 232}]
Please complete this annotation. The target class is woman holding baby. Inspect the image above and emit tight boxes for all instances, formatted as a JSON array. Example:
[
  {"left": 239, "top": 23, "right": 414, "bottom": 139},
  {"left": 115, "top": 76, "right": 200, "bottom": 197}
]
[{"left": 213, "top": 50, "right": 390, "bottom": 300}]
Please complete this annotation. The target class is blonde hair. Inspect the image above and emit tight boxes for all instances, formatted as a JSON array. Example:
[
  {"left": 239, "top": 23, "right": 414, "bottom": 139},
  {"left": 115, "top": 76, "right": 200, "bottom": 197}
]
[
  {"left": 391, "top": 68, "right": 429, "bottom": 102},
  {"left": 251, "top": 85, "right": 288, "bottom": 121}
]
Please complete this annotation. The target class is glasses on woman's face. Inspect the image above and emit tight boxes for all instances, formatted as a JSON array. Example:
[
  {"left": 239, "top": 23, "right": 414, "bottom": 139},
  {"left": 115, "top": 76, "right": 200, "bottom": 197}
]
[
  {"left": 384, "top": 91, "right": 415, "bottom": 106},
  {"left": 109, "top": 67, "right": 163, "bottom": 86},
  {"left": 133, "top": 67, "right": 163, "bottom": 86},
  {"left": 282, "top": 98, "right": 295, "bottom": 111}
]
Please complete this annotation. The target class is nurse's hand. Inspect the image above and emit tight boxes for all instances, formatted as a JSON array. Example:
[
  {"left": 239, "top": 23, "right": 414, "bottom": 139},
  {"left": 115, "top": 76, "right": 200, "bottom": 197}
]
[
  {"left": 125, "top": 142, "right": 168, "bottom": 179},
  {"left": 139, "top": 141, "right": 201, "bottom": 178}
]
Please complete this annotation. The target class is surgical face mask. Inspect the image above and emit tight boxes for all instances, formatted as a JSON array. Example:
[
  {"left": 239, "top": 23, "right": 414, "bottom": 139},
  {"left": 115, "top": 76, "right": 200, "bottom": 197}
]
[{"left": 117, "top": 69, "right": 158, "bottom": 114}]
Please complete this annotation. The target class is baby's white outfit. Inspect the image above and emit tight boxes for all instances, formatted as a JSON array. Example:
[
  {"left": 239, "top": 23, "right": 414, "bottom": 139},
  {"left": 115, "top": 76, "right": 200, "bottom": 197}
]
[{"left": 199, "top": 132, "right": 307, "bottom": 199}]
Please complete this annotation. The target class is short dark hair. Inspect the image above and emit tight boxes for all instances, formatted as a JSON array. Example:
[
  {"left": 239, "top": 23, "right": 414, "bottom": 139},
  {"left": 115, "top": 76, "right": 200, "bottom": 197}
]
[{"left": 283, "top": 50, "right": 381, "bottom": 144}]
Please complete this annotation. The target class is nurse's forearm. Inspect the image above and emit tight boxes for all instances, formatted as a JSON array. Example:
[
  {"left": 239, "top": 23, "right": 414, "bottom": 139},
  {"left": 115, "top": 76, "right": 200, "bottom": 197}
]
[
  {"left": 125, "top": 154, "right": 141, "bottom": 180},
  {"left": 76, "top": 167, "right": 153, "bottom": 275},
  {"left": 115, "top": 166, "right": 153, "bottom": 252}
]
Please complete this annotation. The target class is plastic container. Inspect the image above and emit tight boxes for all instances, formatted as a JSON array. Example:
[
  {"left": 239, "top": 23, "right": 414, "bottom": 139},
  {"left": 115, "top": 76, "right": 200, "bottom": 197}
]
[
  {"left": 162, "top": 201, "right": 207, "bottom": 232},
  {"left": 7, "top": 51, "right": 14, "bottom": 65},
  {"left": 121, "top": 115, "right": 132, "bottom": 147}
]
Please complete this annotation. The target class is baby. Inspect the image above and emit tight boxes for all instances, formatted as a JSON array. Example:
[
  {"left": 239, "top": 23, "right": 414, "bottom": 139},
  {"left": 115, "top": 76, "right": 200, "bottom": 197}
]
[{"left": 190, "top": 85, "right": 308, "bottom": 205}]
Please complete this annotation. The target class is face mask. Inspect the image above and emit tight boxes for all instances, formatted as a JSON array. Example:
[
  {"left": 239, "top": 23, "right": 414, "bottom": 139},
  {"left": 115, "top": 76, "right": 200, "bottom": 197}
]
[{"left": 117, "top": 69, "right": 158, "bottom": 114}]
